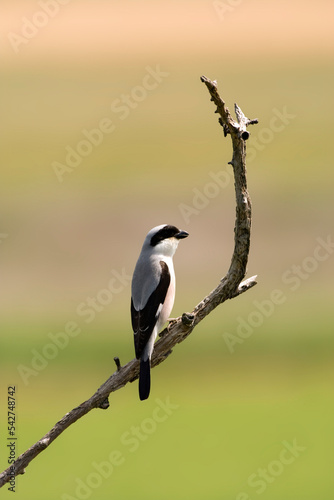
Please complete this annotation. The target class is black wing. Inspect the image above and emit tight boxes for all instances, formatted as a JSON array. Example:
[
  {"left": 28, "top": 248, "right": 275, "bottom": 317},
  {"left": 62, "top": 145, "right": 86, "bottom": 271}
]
[{"left": 131, "top": 260, "right": 170, "bottom": 359}]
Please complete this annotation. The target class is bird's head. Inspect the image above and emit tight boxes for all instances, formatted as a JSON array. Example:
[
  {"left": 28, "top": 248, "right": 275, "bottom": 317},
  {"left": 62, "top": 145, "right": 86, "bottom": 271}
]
[{"left": 143, "top": 224, "right": 189, "bottom": 257}]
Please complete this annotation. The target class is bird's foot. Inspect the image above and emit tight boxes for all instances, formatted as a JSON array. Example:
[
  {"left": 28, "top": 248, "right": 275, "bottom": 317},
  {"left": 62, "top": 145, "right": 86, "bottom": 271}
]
[{"left": 167, "top": 317, "right": 178, "bottom": 330}]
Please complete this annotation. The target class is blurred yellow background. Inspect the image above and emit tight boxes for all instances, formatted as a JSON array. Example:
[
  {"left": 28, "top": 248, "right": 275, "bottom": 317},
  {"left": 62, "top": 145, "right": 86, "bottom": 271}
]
[{"left": 1, "top": 0, "right": 333, "bottom": 498}]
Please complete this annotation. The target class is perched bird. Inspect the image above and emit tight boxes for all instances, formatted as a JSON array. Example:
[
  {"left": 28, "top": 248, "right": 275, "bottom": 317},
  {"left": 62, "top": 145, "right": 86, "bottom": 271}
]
[{"left": 131, "top": 224, "right": 189, "bottom": 400}]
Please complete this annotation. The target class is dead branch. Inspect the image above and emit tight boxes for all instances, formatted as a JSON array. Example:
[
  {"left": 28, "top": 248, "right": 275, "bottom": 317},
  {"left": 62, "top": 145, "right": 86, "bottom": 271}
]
[{"left": 0, "top": 76, "right": 258, "bottom": 488}]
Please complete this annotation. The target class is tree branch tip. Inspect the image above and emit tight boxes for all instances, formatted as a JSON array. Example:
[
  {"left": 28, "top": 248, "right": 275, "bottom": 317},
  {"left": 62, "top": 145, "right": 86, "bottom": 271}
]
[
  {"left": 113, "top": 356, "right": 121, "bottom": 371},
  {"left": 234, "top": 102, "right": 242, "bottom": 113},
  {"left": 200, "top": 75, "right": 210, "bottom": 83},
  {"left": 236, "top": 275, "right": 258, "bottom": 295},
  {"left": 247, "top": 274, "right": 258, "bottom": 282},
  {"left": 200, "top": 75, "right": 218, "bottom": 88}
]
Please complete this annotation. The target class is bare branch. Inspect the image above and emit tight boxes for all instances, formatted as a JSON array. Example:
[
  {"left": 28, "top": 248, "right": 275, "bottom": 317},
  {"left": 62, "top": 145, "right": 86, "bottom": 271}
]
[{"left": 0, "top": 76, "right": 258, "bottom": 488}]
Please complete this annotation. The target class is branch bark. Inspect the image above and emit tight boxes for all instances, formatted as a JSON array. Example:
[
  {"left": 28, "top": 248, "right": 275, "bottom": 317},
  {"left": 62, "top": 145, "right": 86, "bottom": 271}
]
[{"left": 0, "top": 76, "right": 258, "bottom": 488}]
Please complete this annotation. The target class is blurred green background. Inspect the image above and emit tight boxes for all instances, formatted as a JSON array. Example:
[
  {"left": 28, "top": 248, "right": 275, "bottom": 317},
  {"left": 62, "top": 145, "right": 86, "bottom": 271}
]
[{"left": 1, "top": 0, "right": 333, "bottom": 498}]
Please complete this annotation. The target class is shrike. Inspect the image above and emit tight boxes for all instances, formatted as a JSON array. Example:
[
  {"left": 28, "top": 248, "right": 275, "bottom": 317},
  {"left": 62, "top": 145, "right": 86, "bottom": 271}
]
[{"left": 131, "top": 224, "right": 189, "bottom": 400}]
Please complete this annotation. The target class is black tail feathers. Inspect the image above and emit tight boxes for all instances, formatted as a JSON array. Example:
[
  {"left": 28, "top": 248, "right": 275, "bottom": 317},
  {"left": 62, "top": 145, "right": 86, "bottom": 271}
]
[{"left": 139, "top": 358, "right": 151, "bottom": 401}]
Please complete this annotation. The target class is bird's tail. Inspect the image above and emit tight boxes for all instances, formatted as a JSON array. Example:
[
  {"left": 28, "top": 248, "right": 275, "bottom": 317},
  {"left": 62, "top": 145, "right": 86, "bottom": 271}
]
[{"left": 139, "top": 358, "right": 151, "bottom": 401}]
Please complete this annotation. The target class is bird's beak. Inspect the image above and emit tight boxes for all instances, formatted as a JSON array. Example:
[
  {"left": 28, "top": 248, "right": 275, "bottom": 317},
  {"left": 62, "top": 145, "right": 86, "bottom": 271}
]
[{"left": 175, "top": 230, "right": 189, "bottom": 239}]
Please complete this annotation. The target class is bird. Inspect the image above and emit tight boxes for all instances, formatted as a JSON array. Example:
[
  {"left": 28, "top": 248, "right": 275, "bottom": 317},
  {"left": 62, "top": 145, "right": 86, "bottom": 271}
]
[{"left": 131, "top": 224, "right": 189, "bottom": 400}]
